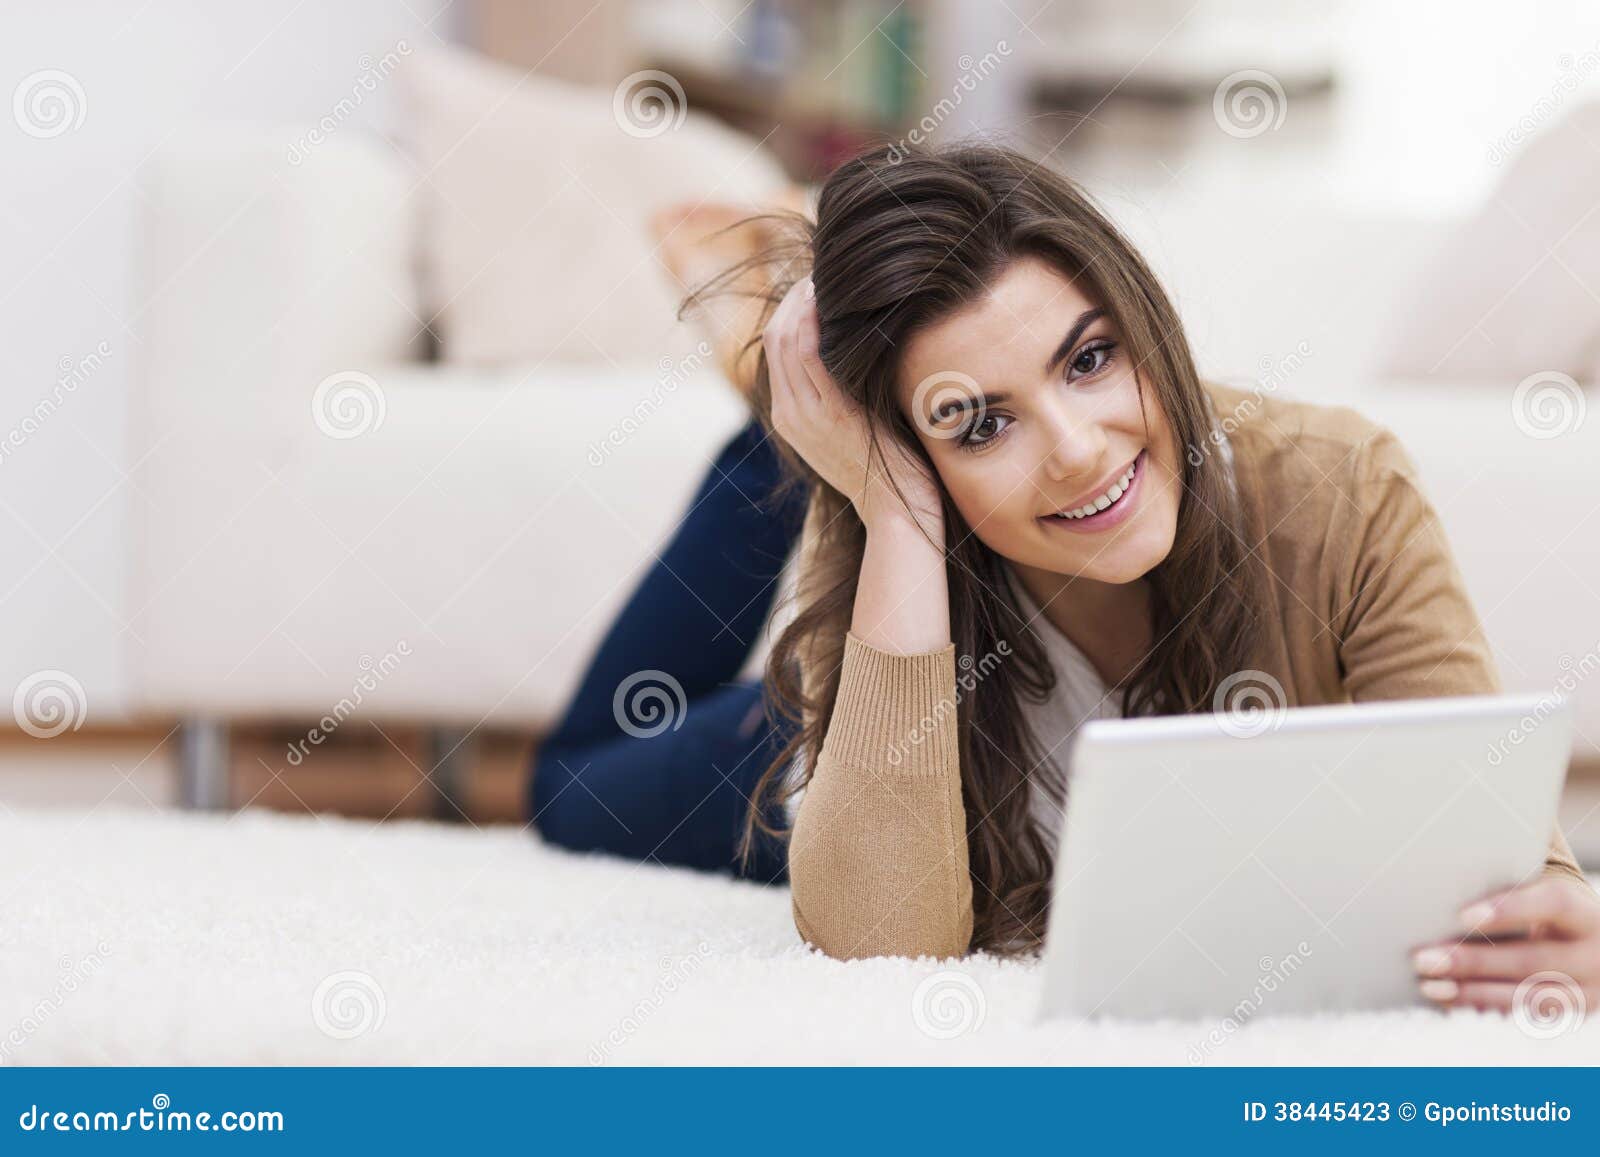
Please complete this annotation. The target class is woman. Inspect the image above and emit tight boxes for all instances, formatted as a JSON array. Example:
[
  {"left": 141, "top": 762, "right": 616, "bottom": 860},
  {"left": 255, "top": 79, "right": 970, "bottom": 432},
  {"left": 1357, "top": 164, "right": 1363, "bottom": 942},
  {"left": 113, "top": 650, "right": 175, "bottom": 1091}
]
[{"left": 531, "top": 141, "right": 1600, "bottom": 1013}]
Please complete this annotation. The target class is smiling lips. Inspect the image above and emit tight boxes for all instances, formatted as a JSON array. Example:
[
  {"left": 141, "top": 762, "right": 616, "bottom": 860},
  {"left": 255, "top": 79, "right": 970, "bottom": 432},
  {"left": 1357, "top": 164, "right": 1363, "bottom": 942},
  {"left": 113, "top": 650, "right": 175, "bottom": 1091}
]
[
  {"left": 1041, "top": 450, "right": 1145, "bottom": 531},
  {"left": 1048, "top": 452, "right": 1140, "bottom": 519}
]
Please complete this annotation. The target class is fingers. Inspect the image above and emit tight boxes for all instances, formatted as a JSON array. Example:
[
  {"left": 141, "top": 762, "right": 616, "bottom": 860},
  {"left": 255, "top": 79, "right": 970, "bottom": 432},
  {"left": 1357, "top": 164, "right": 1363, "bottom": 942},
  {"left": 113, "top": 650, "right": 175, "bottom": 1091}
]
[
  {"left": 1417, "top": 978, "right": 1520, "bottom": 1011},
  {"left": 1412, "top": 937, "right": 1579, "bottom": 984},
  {"left": 763, "top": 277, "right": 821, "bottom": 411},
  {"left": 763, "top": 280, "right": 803, "bottom": 436},
  {"left": 1460, "top": 877, "right": 1600, "bottom": 941},
  {"left": 793, "top": 282, "right": 833, "bottom": 402},
  {"left": 1410, "top": 879, "right": 1600, "bottom": 1012}
]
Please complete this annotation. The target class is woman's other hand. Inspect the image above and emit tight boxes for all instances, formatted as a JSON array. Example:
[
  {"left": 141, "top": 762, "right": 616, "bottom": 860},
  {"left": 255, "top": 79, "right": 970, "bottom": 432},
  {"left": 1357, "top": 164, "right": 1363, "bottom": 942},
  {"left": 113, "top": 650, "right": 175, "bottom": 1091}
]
[{"left": 1412, "top": 876, "right": 1600, "bottom": 1019}]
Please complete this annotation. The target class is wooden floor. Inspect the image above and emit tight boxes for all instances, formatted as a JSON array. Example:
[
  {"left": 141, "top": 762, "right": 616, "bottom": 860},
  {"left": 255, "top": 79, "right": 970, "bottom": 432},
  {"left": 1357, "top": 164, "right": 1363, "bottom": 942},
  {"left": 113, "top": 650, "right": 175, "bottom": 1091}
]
[{"left": 0, "top": 720, "right": 537, "bottom": 825}]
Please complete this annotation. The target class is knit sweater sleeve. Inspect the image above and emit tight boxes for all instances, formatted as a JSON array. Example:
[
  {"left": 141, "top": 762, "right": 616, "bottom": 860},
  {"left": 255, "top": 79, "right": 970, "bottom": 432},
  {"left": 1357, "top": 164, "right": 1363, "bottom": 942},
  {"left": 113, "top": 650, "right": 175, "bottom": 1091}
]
[
  {"left": 788, "top": 632, "right": 974, "bottom": 960},
  {"left": 1331, "top": 428, "right": 1589, "bottom": 887}
]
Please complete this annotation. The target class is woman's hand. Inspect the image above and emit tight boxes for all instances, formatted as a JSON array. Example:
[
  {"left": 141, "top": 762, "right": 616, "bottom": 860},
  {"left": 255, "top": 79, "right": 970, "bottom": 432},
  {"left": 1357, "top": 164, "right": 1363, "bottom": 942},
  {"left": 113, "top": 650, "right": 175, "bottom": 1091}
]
[
  {"left": 1412, "top": 876, "right": 1600, "bottom": 1018},
  {"left": 763, "top": 277, "right": 943, "bottom": 537}
]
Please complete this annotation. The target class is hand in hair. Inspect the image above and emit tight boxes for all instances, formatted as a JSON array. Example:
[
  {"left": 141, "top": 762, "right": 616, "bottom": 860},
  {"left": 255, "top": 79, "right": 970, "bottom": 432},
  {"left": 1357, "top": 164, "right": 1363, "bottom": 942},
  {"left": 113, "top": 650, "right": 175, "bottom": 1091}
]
[{"left": 764, "top": 277, "right": 942, "bottom": 537}]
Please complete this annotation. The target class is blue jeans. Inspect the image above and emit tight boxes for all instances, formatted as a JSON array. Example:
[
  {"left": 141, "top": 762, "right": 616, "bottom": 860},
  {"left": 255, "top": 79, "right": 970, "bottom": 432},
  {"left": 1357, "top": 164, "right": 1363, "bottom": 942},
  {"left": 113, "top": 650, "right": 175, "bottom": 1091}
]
[{"left": 526, "top": 420, "right": 805, "bottom": 883}]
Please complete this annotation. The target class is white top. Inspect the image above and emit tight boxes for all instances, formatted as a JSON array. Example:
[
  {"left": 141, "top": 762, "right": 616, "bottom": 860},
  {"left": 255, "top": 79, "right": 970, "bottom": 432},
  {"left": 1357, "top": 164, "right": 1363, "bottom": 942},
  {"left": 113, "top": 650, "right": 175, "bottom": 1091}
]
[{"left": 1003, "top": 569, "right": 1123, "bottom": 849}]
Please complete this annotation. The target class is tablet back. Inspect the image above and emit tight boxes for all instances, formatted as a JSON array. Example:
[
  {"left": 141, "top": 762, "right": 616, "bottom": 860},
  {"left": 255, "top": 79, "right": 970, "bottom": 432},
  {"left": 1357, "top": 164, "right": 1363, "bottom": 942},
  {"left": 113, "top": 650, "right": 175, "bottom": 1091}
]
[{"left": 1038, "top": 693, "right": 1571, "bottom": 1021}]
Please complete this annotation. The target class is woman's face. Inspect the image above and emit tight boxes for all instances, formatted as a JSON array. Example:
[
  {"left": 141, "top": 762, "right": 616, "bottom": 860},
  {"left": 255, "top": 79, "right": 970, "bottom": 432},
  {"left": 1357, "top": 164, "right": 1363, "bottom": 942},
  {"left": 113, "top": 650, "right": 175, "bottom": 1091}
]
[{"left": 895, "top": 255, "right": 1182, "bottom": 585}]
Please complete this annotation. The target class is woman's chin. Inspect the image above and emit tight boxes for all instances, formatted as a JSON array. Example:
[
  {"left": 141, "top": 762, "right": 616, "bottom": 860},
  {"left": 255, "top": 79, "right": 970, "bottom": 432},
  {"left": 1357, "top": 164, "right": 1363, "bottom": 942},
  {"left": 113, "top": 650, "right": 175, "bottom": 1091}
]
[
  {"left": 1037, "top": 521, "right": 1172, "bottom": 584},
  {"left": 1071, "top": 553, "right": 1161, "bottom": 585}
]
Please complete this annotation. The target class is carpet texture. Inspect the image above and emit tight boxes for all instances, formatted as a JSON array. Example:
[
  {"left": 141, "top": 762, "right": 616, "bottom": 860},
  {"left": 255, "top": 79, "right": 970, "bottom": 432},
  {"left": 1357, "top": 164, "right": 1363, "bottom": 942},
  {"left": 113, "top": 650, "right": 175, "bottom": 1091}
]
[{"left": 0, "top": 807, "right": 1595, "bottom": 1065}]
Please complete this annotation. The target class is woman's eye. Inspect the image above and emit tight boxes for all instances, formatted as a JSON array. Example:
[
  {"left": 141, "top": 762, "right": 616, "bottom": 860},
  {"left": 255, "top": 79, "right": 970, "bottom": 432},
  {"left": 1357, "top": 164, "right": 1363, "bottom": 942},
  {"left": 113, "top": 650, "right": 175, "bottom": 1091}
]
[
  {"left": 961, "top": 413, "right": 1010, "bottom": 447},
  {"left": 1069, "top": 342, "right": 1115, "bottom": 379}
]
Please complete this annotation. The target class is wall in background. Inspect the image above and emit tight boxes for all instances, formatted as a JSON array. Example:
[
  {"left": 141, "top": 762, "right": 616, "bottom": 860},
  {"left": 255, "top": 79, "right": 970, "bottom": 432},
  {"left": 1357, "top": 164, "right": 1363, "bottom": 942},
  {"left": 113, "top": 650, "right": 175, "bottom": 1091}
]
[{"left": 1333, "top": 0, "right": 1600, "bottom": 214}]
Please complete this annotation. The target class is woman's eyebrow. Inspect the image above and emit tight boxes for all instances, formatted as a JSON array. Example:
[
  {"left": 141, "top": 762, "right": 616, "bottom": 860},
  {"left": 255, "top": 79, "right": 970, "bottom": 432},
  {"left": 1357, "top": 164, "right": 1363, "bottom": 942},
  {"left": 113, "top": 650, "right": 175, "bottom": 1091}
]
[
  {"left": 1043, "top": 307, "right": 1107, "bottom": 374},
  {"left": 936, "top": 391, "right": 1007, "bottom": 420}
]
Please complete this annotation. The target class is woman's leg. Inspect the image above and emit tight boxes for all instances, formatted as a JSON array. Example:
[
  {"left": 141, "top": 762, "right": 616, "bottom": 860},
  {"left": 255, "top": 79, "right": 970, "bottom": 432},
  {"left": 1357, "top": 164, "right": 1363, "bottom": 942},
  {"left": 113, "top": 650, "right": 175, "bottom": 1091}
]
[
  {"left": 528, "top": 419, "right": 804, "bottom": 882},
  {"left": 532, "top": 681, "right": 793, "bottom": 881}
]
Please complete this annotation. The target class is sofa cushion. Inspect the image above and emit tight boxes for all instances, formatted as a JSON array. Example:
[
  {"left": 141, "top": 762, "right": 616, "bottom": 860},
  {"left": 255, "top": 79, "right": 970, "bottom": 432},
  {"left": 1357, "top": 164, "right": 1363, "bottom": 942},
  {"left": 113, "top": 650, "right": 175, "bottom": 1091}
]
[{"left": 401, "top": 45, "right": 791, "bottom": 366}]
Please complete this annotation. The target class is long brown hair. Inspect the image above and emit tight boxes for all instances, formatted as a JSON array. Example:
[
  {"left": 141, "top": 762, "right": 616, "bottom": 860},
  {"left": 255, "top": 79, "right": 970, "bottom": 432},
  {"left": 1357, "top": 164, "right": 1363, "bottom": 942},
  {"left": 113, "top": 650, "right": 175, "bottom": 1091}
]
[{"left": 684, "top": 139, "right": 1266, "bottom": 955}]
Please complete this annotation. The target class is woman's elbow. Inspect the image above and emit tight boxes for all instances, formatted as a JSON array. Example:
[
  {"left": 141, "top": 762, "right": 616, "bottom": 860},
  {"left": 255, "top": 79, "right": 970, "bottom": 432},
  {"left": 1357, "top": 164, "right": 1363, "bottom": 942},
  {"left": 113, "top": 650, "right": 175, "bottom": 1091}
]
[{"left": 791, "top": 894, "right": 972, "bottom": 961}]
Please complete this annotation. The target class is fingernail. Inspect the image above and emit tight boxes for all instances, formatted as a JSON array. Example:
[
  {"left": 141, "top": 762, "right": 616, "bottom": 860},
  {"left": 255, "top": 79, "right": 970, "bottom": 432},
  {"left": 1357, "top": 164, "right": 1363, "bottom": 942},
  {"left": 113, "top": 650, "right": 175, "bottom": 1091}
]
[
  {"left": 1460, "top": 902, "right": 1494, "bottom": 930},
  {"left": 1419, "top": 978, "right": 1459, "bottom": 1002},
  {"left": 803, "top": 278, "right": 815, "bottom": 299},
  {"left": 1412, "top": 948, "right": 1451, "bottom": 976}
]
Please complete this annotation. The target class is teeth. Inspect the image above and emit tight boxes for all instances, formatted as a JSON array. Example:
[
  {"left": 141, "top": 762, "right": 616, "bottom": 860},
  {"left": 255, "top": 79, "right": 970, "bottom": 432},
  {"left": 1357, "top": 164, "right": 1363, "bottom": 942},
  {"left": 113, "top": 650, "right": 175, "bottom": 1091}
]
[{"left": 1055, "top": 459, "right": 1137, "bottom": 520}]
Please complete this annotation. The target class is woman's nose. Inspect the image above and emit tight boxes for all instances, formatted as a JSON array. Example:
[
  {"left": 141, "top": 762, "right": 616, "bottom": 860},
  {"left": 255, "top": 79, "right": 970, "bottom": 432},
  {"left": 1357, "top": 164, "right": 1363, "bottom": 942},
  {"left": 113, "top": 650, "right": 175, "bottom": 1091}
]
[{"left": 1039, "top": 405, "right": 1108, "bottom": 484}]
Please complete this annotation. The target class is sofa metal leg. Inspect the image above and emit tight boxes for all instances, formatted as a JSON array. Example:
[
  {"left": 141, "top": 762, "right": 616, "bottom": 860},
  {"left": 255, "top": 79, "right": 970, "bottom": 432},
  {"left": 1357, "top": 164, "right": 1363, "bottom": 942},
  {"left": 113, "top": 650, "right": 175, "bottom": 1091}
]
[
  {"left": 427, "top": 727, "right": 473, "bottom": 821},
  {"left": 177, "top": 717, "right": 231, "bottom": 810}
]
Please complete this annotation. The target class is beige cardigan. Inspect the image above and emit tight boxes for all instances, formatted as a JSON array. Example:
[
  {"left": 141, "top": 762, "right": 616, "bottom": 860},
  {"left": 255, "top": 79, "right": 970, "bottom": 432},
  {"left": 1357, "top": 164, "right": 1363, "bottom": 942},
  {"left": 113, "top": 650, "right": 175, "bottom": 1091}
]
[{"left": 786, "top": 382, "right": 1590, "bottom": 960}]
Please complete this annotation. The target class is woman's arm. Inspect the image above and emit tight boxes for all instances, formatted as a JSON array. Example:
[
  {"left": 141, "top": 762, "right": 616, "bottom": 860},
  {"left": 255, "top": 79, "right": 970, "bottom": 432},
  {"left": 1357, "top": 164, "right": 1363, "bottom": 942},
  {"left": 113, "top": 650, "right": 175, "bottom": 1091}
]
[
  {"left": 765, "top": 278, "right": 973, "bottom": 960},
  {"left": 789, "top": 519, "right": 972, "bottom": 960}
]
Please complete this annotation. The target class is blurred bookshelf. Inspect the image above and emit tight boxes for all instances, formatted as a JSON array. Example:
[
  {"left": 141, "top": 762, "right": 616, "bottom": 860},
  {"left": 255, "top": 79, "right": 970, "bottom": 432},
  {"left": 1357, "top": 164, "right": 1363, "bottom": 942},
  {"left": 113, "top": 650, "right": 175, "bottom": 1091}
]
[
  {"left": 470, "top": 0, "right": 1341, "bottom": 182},
  {"left": 628, "top": 0, "right": 933, "bottom": 180}
]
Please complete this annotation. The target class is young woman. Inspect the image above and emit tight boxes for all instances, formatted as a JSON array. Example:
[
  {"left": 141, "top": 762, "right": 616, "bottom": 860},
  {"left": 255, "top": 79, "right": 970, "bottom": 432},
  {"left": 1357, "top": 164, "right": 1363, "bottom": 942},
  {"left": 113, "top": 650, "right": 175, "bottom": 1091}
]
[{"left": 531, "top": 141, "right": 1600, "bottom": 1013}]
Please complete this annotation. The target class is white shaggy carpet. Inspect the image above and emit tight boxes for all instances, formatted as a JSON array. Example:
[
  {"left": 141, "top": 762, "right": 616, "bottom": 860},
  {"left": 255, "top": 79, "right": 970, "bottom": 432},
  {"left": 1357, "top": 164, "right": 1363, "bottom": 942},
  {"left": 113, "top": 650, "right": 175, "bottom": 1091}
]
[{"left": 1, "top": 806, "right": 1596, "bottom": 1065}]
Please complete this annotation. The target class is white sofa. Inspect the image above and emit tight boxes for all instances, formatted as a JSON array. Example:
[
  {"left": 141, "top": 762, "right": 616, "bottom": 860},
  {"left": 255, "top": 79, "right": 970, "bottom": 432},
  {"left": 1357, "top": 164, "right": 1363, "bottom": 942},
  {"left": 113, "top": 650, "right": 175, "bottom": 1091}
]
[
  {"left": 128, "top": 128, "right": 753, "bottom": 803},
  {"left": 127, "top": 130, "right": 1600, "bottom": 805}
]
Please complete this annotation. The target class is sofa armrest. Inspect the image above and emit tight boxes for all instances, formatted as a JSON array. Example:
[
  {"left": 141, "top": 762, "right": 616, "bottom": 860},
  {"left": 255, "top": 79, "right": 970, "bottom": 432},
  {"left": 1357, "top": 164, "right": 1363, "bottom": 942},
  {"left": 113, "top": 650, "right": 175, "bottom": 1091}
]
[{"left": 133, "top": 127, "right": 419, "bottom": 446}]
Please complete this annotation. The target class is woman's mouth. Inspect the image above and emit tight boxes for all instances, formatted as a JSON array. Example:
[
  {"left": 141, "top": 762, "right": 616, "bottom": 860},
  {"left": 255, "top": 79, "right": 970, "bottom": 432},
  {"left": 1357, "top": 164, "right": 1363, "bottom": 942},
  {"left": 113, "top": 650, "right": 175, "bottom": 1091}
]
[{"left": 1040, "top": 450, "right": 1145, "bottom": 534}]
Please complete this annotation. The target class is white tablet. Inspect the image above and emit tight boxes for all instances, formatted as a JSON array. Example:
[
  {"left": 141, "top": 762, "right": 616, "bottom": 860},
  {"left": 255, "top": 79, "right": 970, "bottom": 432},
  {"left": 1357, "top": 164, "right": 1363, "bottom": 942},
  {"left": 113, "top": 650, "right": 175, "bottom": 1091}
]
[{"left": 1037, "top": 692, "right": 1572, "bottom": 1022}]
